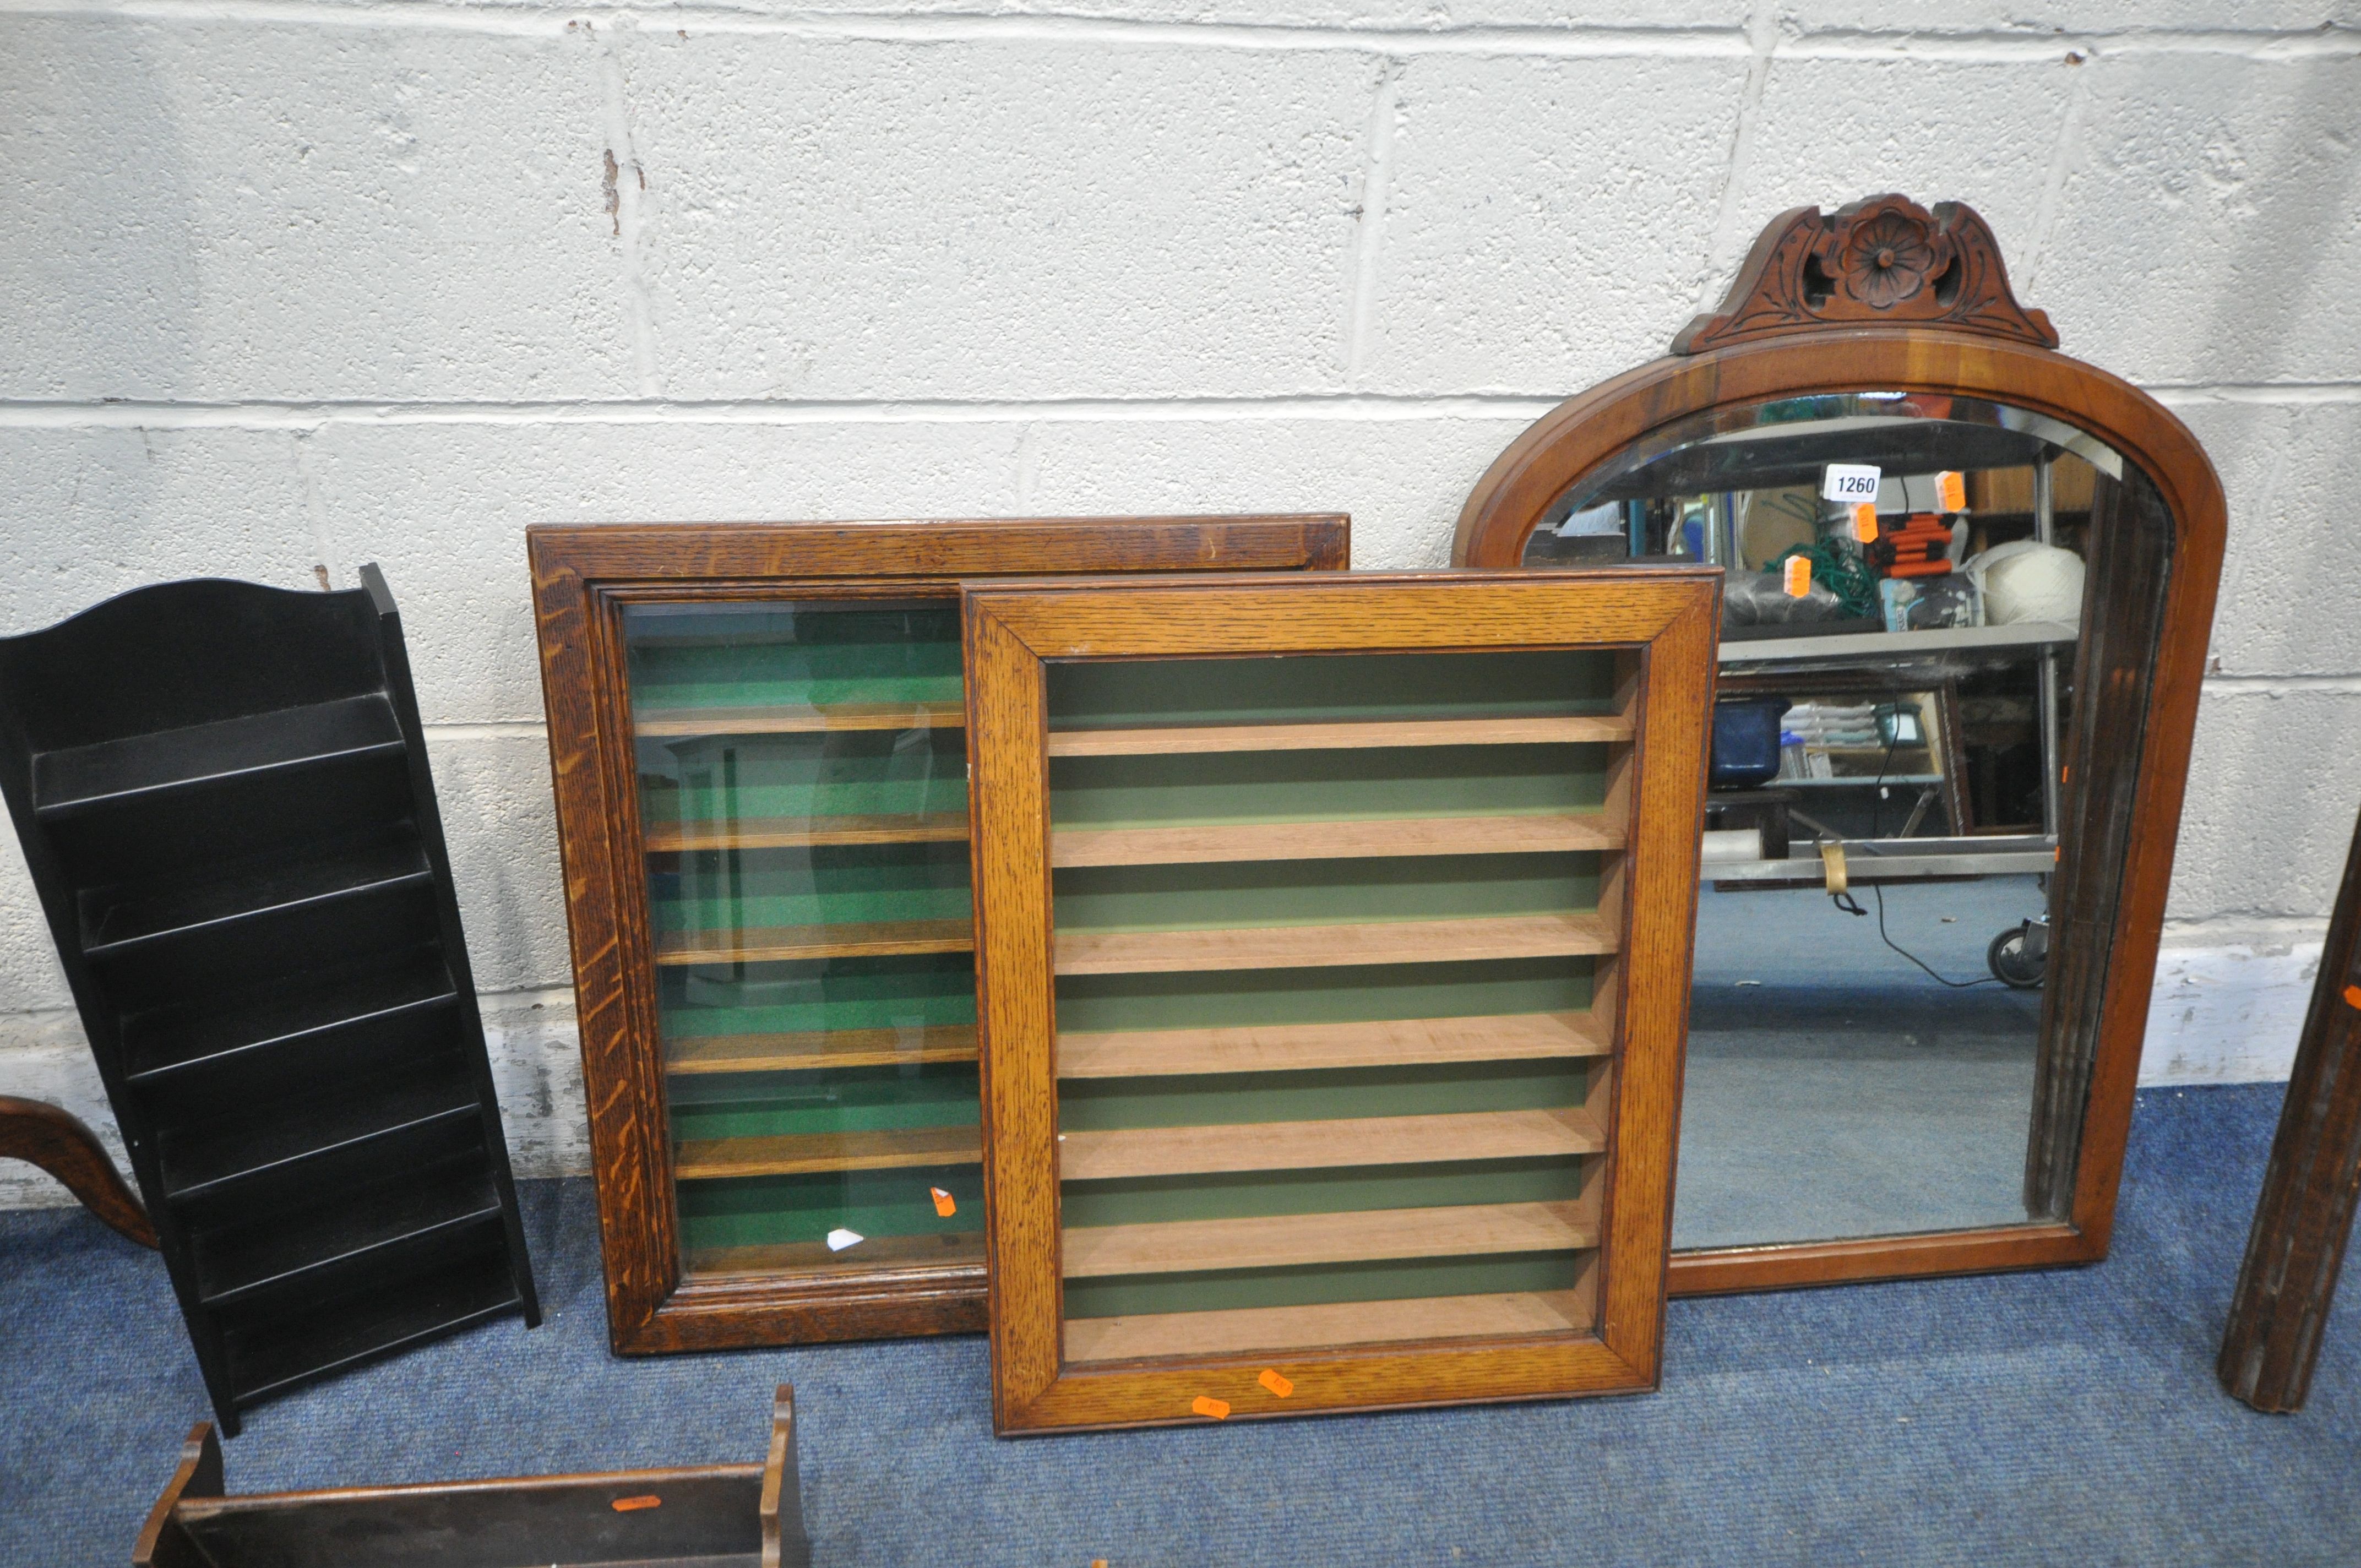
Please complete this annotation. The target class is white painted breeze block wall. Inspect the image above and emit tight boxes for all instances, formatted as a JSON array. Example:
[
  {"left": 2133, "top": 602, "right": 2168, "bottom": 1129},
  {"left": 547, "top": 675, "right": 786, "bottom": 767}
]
[{"left": 3, "top": 2, "right": 2357, "bottom": 1206}]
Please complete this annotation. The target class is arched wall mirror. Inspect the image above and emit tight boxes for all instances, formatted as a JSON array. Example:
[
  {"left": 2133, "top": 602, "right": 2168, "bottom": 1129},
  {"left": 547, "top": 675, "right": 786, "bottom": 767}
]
[{"left": 1456, "top": 196, "right": 2226, "bottom": 1295}]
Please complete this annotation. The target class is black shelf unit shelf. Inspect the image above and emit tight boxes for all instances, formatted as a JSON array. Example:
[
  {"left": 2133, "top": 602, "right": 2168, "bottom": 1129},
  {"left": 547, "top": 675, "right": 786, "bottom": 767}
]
[{"left": 0, "top": 567, "right": 538, "bottom": 1434}]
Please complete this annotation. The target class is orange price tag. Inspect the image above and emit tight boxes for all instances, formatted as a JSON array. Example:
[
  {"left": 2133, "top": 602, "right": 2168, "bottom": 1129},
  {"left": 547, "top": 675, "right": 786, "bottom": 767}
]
[
  {"left": 1258, "top": 1369, "right": 1293, "bottom": 1398},
  {"left": 1938, "top": 470, "right": 1967, "bottom": 511},
  {"left": 1851, "top": 502, "right": 1878, "bottom": 542},
  {"left": 1782, "top": 556, "right": 1812, "bottom": 598},
  {"left": 1190, "top": 1396, "right": 1230, "bottom": 1420},
  {"left": 611, "top": 1495, "right": 662, "bottom": 1513},
  {"left": 2343, "top": 984, "right": 2361, "bottom": 1010},
  {"left": 929, "top": 1186, "right": 956, "bottom": 1217}
]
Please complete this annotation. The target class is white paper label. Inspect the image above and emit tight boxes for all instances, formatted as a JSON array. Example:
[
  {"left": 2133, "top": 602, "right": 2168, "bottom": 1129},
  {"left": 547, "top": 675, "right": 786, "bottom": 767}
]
[
  {"left": 1822, "top": 464, "right": 1881, "bottom": 503},
  {"left": 825, "top": 1228, "right": 864, "bottom": 1251}
]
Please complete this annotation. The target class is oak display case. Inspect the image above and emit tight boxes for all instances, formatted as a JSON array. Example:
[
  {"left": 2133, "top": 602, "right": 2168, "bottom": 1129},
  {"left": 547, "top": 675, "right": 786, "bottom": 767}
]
[
  {"left": 962, "top": 570, "right": 1715, "bottom": 1433},
  {"left": 527, "top": 516, "right": 1349, "bottom": 1353}
]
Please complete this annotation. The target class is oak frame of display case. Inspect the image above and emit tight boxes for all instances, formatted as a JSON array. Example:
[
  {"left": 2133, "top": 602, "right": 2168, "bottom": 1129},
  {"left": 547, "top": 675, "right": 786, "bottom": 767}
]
[
  {"left": 528, "top": 517, "right": 1350, "bottom": 1354},
  {"left": 964, "top": 570, "right": 1716, "bottom": 1433},
  {"left": 1455, "top": 196, "right": 2228, "bottom": 1297}
]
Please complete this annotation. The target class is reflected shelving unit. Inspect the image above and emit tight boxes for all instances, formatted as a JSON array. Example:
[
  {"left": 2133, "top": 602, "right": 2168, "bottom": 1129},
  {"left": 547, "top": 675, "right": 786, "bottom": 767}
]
[
  {"left": 964, "top": 570, "right": 1715, "bottom": 1433},
  {"left": 527, "top": 515, "right": 1349, "bottom": 1353}
]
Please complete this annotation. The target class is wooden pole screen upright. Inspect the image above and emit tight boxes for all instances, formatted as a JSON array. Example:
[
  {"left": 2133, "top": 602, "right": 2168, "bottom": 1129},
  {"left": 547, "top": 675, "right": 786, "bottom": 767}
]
[
  {"left": 2220, "top": 805, "right": 2361, "bottom": 1413},
  {"left": 527, "top": 516, "right": 1348, "bottom": 1354},
  {"left": 964, "top": 569, "right": 1716, "bottom": 1433}
]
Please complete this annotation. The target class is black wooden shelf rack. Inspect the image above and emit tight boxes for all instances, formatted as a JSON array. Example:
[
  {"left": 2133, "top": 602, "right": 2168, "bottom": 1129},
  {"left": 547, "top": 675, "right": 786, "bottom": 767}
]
[{"left": 0, "top": 568, "right": 538, "bottom": 1433}]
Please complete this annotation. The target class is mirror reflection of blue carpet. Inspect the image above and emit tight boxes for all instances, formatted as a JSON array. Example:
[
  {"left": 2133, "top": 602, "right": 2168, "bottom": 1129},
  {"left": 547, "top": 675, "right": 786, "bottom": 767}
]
[{"left": 1678, "top": 876, "right": 2047, "bottom": 1250}]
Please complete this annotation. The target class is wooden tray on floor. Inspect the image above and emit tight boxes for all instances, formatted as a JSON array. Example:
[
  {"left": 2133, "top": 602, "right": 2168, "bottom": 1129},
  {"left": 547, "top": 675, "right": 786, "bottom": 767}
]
[{"left": 134, "top": 1385, "right": 808, "bottom": 1567}]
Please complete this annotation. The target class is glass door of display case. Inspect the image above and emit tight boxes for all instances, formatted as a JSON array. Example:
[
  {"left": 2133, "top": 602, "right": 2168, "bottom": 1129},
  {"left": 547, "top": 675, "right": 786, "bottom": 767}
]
[{"left": 527, "top": 515, "right": 1350, "bottom": 1353}]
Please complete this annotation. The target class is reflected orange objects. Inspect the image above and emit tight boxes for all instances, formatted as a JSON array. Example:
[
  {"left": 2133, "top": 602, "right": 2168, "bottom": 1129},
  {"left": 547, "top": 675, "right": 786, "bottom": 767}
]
[{"left": 930, "top": 1186, "right": 956, "bottom": 1217}]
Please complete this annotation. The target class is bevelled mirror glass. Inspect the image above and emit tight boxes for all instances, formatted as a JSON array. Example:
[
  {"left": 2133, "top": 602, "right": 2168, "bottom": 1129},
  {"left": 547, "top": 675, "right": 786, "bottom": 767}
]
[{"left": 1455, "top": 196, "right": 2226, "bottom": 1295}]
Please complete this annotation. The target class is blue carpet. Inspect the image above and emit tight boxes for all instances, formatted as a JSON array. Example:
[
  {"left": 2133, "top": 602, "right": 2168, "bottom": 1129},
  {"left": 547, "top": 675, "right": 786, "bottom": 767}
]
[{"left": 4, "top": 1084, "right": 2358, "bottom": 1566}]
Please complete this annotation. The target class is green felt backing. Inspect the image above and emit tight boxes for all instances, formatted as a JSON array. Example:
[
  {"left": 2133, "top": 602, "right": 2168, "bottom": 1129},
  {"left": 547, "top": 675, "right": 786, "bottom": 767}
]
[
  {"left": 626, "top": 602, "right": 962, "bottom": 714},
  {"left": 677, "top": 1162, "right": 984, "bottom": 1252},
  {"left": 641, "top": 729, "right": 967, "bottom": 825},
  {"left": 1057, "top": 1058, "right": 1598, "bottom": 1131},
  {"left": 1054, "top": 958, "right": 1593, "bottom": 1033},
  {"left": 1050, "top": 742, "right": 1606, "bottom": 827},
  {"left": 650, "top": 842, "right": 972, "bottom": 935},
  {"left": 1048, "top": 648, "right": 1616, "bottom": 728},
  {"left": 1052, "top": 852, "right": 1598, "bottom": 933},
  {"left": 661, "top": 952, "right": 979, "bottom": 1039},
  {"left": 1059, "top": 1156, "right": 1589, "bottom": 1227},
  {"left": 1062, "top": 1251, "right": 1590, "bottom": 1319},
  {"left": 667, "top": 1063, "right": 981, "bottom": 1141}
]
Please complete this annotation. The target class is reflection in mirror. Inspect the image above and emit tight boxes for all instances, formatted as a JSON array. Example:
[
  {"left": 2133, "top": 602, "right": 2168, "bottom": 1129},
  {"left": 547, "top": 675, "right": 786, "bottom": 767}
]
[{"left": 1526, "top": 391, "right": 2169, "bottom": 1250}]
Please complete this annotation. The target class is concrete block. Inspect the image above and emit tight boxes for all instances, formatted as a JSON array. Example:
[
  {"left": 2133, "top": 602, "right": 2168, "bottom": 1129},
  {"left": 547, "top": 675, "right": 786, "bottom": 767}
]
[
  {"left": 0, "top": 427, "right": 318, "bottom": 639},
  {"left": 1022, "top": 412, "right": 1541, "bottom": 567},
  {"left": 2166, "top": 395, "right": 2361, "bottom": 681},
  {"left": 1359, "top": 53, "right": 1749, "bottom": 395},
  {"left": 0, "top": 17, "right": 634, "bottom": 402},
  {"left": 2168, "top": 685, "right": 2361, "bottom": 923},
  {"left": 306, "top": 418, "right": 1026, "bottom": 724},
  {"left": 619, "top": 33, "right": 1374, "bottom": 399},
  {"left": 1785, "top": 3, "right": 2358, "bottom": 34},
  {"left": 2141, "top": 933, "right": 2323, "bottom": 1086},
  {"left": 585, "top": 0, "right": 1749, "bottom": 21},
  {"left": 0, "top": 817, "right": 72, "bottom": 1016},
  {"left": 1712, "top": 53, "right": 2071, "bottom": 301},
  {"left": 2040, "top": 51, "right": 2361, "bottom": 385},
  {"left": 480, "top": 989, "right": 589, "bottom": 1181},
  {"left": 423, "top": 730, "right": 573, "bottom": 997}
]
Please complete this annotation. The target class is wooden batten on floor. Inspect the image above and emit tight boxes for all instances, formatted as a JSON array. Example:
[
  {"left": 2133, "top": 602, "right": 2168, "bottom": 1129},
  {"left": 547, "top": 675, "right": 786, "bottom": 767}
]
[
  {"left": 633, "top": 701, "right": 966, "bottom": 737},
  {"left": 1044, "top": 712, "right": 1633, "bottom": 758},
  {"left": 1058, "top": 1106, "right": 1604, "bottom": 1181},
  {"left": 674, "top": 1125, "right": 983, "bottom": 1180},
  {"left": 669, "top": 1025, "right": 980, "bottom": 1075},
  {"left": 1062, "top": 1288, "right": 1595, "bottom": 1363},
  {"left": 1049, "top": 812, "right": 1624, "bottom": 868},
  {"left": 1062, "top": 1200, "right": 1598, "bottom": 1278},
  {"left": 645, "top": 813, "right": 970, "bottom": 853},
  {"left": 1055, "top": 1011, "right": 1609, "bottom": 1079},
  {"left": 655, "top": 918, "right": 974, "bottom": 966}
]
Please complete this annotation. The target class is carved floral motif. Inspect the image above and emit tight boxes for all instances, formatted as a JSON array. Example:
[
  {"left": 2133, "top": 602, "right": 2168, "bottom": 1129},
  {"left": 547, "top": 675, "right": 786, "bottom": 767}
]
[{"left": 1673, "top": 194, "right": 2057, "bottom": 355}]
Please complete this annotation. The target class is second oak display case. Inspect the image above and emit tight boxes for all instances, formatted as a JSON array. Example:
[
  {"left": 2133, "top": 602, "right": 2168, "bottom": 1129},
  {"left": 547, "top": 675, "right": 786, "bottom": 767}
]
[
  {"left": 963, "top": 569, "right": 1716, "bottom": 1433},
  {"left": 529, "top": 516, "right": 1349, "bottom": 1353}
]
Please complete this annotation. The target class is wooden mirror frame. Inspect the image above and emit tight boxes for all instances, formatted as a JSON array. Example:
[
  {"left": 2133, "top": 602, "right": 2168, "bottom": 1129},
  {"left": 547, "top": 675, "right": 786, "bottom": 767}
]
[
  {"left": 1454, "top": 197, "right": 2226, "bottom": 1297},
  {"left": 528, "top": 516, "right": 1350, "bottom": 1353}
]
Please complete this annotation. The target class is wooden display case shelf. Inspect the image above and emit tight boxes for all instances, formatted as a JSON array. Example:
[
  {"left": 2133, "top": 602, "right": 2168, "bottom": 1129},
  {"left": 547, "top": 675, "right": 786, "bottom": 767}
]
[
  {"left": 670, "top": 1025, "right": 980, "bottom": 1076},
  {"left": 1057, "top": 1010, "right": 1609, "bottom": 1079},
  {"left": 223, "top": 1250, "right": 522, "bottom": 1403},
  {"left": 81, "top": 837, "right": 429, "bottom": 952},
  {"left": 1053, "top": 912, "right": 1614, "bottom": 976},
  {"left": 1063, "top": 1200, "right": 1598, "bottom": 1279},
  {"left": 1063, "top": 1288, "right": 1594, "bottom": 1364},
  {"left": 645, "top": 813, "right": 970, "bottom": 853},
  {"left": 197, "top": 1184, "right": 504, "bottom": 1308},
  {"left": 1046, "top": 712, "right": 1630, "bottom": 759},
  {"left": 1051, "top": 812, "right": 1622, "bottom": 869},
  {"left": 654, "top": 918, "right": 974, "bottom": 966},
  {"left": 674, "top": 1124, "right": 983, "bottom": 1181},
  {"left": 633, "top": 701, "right": 966, "bottom": 737},
  {"left": 163, "top": 1098, "right": 483, "bottom": 1205},
  {"left": 32, "top": 693, "right": 404, "bottom": 816},
  {"left": 1059, "top": 1106, "right": 1607, "bottom": 1180}
]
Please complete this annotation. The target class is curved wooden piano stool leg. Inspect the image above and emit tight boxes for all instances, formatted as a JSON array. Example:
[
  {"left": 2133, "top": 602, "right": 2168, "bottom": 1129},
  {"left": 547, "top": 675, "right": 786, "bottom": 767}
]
[
  {"left": 2220, "top": 808, "right": 2361, "bottom": 1413},
  {"left": 0, "top": 1095, "right": 159, "bottom": 1248}
]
